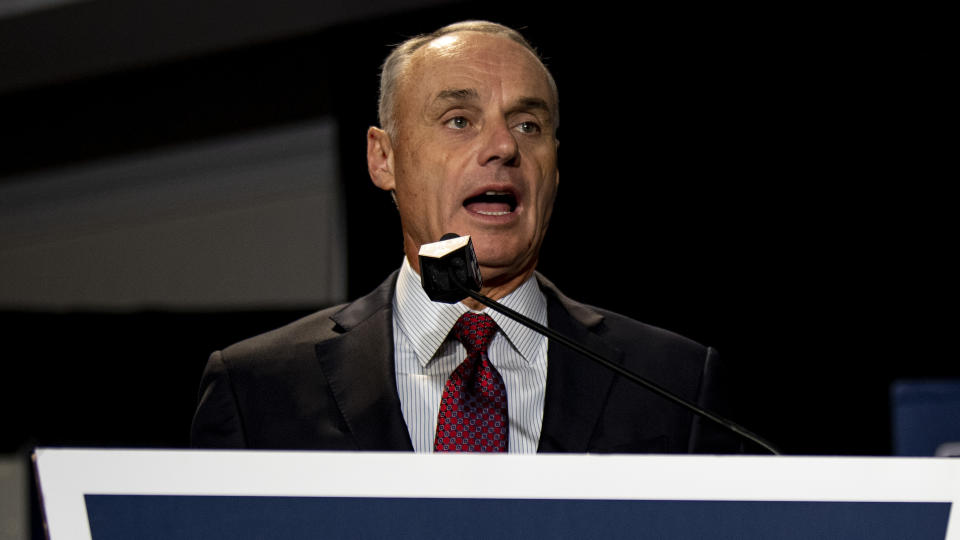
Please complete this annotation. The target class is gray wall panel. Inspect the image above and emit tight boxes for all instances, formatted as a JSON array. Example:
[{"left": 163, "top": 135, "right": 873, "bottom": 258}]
[{"left": 0, "top": 119, "right": 345, "bottom": 310}]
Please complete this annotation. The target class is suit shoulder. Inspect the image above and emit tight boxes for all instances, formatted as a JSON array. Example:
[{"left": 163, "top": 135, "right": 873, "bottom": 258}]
[
  {"left": 213, "top": 271, "right": 397, "bottom": 374},
  {"left": 217, "top": 304, "right": 347, "bottom": 369},
  {"left": 537, "top": 272, "right": 709, "bottom": 359},
  {"left": 585, "top": 305, "right": 719, "bottom": 407},
  {"left": 592, "top": 306, "right": 708, "bottom": 358}
]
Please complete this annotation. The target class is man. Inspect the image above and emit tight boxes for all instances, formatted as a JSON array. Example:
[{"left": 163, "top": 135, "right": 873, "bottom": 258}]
[{"left": 192, "top": 21, "right": 736, "bottom": 453}]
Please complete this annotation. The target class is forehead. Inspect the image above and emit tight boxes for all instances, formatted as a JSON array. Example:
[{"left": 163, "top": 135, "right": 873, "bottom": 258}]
[{"left": 401, "top": 32, "right": 555, "bottom": 107}]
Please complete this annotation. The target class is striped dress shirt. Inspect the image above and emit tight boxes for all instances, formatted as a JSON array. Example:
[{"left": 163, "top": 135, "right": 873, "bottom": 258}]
[{"left": 393, "top": 257, "right": 548, "bottom": 453}]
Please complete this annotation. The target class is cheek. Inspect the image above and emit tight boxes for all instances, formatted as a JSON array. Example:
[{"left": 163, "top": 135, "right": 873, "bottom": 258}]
[
  {"left": 537, "top": 190, "right": 556, "bottom": 228},
  {"left": 532, "top": 167, "right": 558, "bottom": 212},
  {"left": 527, "top": 146, "right": 558, "bottom": 193},
  {"left": 394, "top": 153, "right": 434, "bottom": 202}
]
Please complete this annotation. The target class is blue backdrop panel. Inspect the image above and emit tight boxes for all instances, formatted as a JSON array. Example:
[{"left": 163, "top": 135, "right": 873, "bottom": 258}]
[
  {"left": 85, "top": 495, "right": 950, "bottom": 540},
  {"left": 891, "top": 379, "right": 960, "bottom": 456}
]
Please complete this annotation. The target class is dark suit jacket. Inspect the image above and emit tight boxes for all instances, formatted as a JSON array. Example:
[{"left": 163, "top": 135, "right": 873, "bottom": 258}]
[{"left": 191, "top": 271, "right": 739, "bottom": 453}]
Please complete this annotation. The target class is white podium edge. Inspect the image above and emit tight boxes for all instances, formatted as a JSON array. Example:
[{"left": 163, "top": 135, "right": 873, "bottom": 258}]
[{"left": 34, "top": 449, "right": 960, "bottom": 540}]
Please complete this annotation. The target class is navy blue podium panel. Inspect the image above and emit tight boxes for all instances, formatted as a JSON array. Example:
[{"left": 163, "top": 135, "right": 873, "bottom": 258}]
[
  {"left": 35, "top": 450, "right": 960, "bottom": 540},
  {"left": 84, "top": 495, "right": 950, "bottom": 540}
]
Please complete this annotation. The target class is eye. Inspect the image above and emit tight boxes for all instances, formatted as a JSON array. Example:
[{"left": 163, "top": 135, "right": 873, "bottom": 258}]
[
  {"left": 515, "top": 121, "right": 541, "bottom": 134},
  {"left": 446, "top": 116, "right": 469, "bottom": 129}
]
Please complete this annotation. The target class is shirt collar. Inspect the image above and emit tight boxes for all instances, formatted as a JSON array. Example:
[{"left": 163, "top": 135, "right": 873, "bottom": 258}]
[{"left": 394, "top": 257, "right": 547, "bottom": 367}]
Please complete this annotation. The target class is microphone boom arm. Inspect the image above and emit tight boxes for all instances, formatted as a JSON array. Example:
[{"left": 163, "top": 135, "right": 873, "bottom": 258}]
[{"left": 454, "top": 280, "right": 782, "bottom": 455}]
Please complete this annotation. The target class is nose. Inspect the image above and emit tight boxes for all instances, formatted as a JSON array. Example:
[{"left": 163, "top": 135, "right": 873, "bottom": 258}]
[{"left": 477, "top": 120, "right": 519, "bottom": 167}]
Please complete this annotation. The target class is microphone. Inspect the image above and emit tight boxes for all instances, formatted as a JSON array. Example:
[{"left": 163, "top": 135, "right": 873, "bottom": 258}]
[
  {"left": 419, "top": 233, "right": 483, "bottom": 303},
  {"left": 418, "top": 233, "right": 781, "bottom": 455}
]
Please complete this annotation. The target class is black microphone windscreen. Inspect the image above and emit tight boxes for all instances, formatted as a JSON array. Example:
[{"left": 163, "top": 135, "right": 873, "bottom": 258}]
[{"left": 418, "top": 234, "right": 483, "bottom": 303}]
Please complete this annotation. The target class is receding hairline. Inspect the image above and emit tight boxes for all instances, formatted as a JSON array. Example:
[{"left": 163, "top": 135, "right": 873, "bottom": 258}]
[{"left": 377, "top": 21, "right": 559, "bottom": 139}]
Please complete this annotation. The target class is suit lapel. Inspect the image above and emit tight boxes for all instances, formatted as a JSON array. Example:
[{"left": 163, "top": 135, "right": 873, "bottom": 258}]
[
  {"left": 536, "top": 274, "right": 621, "bottom": 452},
  {"left": 317, "top": 272, "right": 413, "bottom": 451}
]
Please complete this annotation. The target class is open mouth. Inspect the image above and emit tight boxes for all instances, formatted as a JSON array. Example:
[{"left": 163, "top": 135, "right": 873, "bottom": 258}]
[{"left": 463, "top": 191, "right": 518, "bottom": 216}]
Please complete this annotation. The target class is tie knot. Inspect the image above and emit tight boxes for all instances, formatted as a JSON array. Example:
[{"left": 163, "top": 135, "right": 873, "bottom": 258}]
[{"left": 453, "top": 312, "right": 497, "bottom": 356}]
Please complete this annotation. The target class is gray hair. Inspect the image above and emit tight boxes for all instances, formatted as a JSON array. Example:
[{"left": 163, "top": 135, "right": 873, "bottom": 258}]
[{"left": 377, "top": 20, "right": 559, "bottom": 140}]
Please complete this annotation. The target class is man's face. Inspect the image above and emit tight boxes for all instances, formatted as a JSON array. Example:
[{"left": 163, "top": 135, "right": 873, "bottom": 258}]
[{"left": 370, "top": 32, "right": 559, "bottom": 290}]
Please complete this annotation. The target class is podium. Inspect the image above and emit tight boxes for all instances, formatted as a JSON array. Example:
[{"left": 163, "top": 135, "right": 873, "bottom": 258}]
[{"left": 35, "top": 449, "right": 958, "bottom": 539}]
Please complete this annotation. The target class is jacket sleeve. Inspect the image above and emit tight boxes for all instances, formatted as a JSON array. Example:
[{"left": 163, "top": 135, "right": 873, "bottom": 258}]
[{"left": 191, "top": 351, "right": 248, "bottom": 448}]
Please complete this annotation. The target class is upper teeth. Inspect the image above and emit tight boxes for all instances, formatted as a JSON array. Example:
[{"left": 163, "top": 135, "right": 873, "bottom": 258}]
[{"left": 486, "top": 191, "right": 509, "bottom": 195}]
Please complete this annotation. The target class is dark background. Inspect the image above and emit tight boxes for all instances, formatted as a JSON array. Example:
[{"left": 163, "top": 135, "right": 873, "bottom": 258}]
[{"left": 1, "top": 0, "right": 953, "bottom": 465}]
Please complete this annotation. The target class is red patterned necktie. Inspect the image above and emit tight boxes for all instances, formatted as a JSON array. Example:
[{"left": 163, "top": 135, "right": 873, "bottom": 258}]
[{"left": 434, "top": 312, "right": 508, "bottom": 452}]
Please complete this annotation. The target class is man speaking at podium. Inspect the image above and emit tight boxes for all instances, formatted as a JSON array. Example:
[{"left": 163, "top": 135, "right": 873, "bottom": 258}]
[{"left": 192, "top": 21, "right": 736, "bottom": 453}]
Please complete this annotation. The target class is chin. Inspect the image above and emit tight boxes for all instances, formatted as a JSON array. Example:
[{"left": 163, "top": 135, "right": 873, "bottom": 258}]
[{"left": 474, "top": 245, "right": 536, "bottom": 280}]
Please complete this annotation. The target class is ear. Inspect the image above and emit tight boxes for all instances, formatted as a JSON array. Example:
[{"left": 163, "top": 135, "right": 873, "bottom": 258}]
[{"left": 367, "top": 127, "right": 395, "bottom": 191}]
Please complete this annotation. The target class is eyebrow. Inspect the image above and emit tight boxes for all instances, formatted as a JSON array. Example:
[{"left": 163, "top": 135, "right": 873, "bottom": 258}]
[
  {"left": 430, "top": 89, "right": 554, "bottom": 120},
  {"left": 434, "top": 88, "right": 480, "bottom": 103},
  {"left": 510, "top": 96, "right": 552, "bottom": 117}
]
